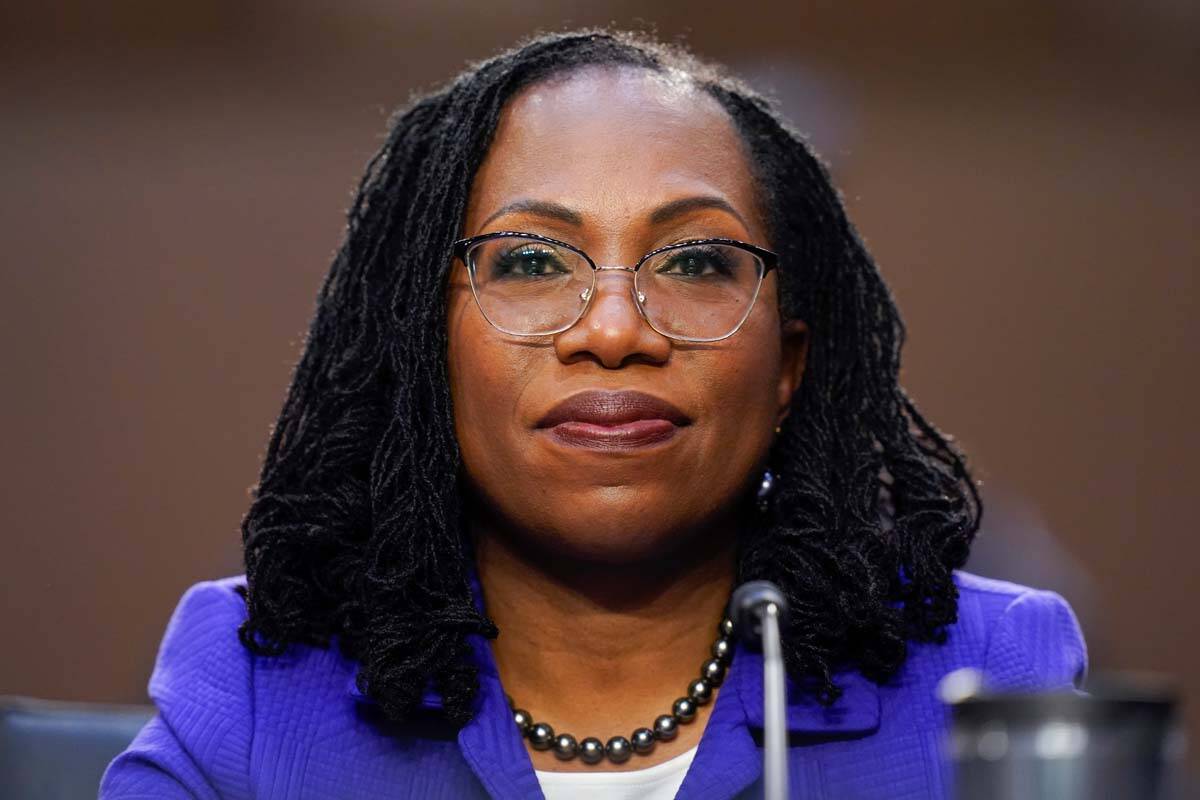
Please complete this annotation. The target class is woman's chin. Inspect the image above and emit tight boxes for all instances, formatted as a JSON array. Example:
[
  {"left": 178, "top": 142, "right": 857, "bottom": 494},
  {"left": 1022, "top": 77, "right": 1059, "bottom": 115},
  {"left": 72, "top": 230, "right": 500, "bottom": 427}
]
[
  {"left": 517, "top": 513, "right": 733, "bottom": 570},
  {"left": 469, "top": 480, "right": 742, "bottom": 568}
]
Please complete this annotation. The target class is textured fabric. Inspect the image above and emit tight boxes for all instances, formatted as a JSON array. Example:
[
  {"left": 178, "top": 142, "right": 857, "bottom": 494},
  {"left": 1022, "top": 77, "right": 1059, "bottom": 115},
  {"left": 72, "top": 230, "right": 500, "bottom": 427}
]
[
  {"left": 535, "top": 744, "right": 697, "bottom": 799},
  {"left": 100, "top": 569, "right": 1087, "bottom": 799}
]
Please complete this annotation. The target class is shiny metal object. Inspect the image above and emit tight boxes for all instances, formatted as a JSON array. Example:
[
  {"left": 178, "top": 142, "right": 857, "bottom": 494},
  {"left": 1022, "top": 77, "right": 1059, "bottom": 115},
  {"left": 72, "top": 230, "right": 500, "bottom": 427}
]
[
  {"left": 944, "top": 670, "right": 1183, "bottom": 800},
  {"left": 730, "top": 580, "right": 791, "bottom": 800}
]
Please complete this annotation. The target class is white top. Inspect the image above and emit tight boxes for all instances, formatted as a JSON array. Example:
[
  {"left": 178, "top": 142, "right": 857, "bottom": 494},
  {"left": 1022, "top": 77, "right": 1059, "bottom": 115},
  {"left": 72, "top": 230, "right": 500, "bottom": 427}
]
[{"left": 535, "top": 744, "right": 698, "bottom": 800}]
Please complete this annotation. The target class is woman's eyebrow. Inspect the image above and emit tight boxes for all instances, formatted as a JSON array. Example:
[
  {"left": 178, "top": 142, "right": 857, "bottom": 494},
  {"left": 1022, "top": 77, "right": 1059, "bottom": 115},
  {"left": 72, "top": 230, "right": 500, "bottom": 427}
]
[
  {"left": 479, "top": 195, "right": 748, "bottom": 231},
  {"left": 648, "top": 195, "right": 748, "bottom": 228}
]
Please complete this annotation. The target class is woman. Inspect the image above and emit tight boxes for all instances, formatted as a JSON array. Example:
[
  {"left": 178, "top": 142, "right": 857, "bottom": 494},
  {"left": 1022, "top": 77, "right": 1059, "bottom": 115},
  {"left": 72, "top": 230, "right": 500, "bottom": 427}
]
[{"left": 101, "top": 28, "right": 1086, "bottom": 800}]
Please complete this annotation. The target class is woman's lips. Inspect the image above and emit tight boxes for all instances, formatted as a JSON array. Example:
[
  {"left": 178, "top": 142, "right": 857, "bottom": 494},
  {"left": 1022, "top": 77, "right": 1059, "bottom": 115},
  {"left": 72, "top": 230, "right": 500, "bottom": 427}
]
[
  {"left": 546, "top": 418, "right": 680, "bottom": 449},
  {"left": 535, "top": 390, "right": 691, "bottom": 450}
]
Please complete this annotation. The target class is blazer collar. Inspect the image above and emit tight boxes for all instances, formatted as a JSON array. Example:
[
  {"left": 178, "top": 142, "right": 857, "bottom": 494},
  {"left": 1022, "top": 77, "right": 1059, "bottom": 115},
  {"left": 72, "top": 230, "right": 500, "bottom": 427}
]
[
  {"left": 346, "top": 564, "right": 881, "bottom": 738},
  {"left": 727, "top": 641, "right": 881, "bottom": 735}
]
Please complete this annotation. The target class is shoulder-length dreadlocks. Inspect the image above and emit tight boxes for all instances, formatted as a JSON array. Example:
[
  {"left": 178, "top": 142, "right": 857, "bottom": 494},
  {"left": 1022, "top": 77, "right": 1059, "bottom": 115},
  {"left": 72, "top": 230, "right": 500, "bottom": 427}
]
[{"left": 237, "top": 27, "right": 982, "bottom": 728}]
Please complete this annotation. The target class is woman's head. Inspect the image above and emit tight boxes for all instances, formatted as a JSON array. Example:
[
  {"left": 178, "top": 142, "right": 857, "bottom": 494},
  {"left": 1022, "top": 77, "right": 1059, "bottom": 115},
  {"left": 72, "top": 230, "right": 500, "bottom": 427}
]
[
  {"left": 449, "top": 63, "right": 807, "bottom": 567},
  {"left": 238, "top": 28, "right": 982, "bottom": 727}
]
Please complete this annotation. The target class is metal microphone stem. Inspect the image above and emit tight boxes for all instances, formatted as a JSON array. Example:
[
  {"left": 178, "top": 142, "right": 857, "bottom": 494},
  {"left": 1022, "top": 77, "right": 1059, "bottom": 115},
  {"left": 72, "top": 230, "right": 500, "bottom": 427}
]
[
  {"left": 761, "top": 601, "right": 788, "bottom": 800},
  {"left": 730, "top": 580, "right": 791, "bottom": 800}
]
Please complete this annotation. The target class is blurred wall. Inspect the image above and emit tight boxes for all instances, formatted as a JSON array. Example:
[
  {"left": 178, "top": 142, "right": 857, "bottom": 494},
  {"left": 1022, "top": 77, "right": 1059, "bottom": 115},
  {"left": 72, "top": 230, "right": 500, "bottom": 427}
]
[{"left": 1, "top": 0, "right": 1196, "bottom": 769}]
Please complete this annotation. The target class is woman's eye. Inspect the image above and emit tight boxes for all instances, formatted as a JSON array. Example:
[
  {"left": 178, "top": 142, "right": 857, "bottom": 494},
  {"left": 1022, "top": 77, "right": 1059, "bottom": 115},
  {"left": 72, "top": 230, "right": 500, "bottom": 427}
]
[
  {"left": 493, "top": 248, "right": 570, "bottom": 278},
  {"left": 657, "top": 247, "right": 732, "bottom": 278}
]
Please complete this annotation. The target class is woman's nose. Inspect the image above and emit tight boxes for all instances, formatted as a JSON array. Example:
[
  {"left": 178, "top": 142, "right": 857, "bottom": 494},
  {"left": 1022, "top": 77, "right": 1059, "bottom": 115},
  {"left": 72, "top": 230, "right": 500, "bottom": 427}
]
[{"left": 552, "top": 269, "right": 671, "bottom": 368}]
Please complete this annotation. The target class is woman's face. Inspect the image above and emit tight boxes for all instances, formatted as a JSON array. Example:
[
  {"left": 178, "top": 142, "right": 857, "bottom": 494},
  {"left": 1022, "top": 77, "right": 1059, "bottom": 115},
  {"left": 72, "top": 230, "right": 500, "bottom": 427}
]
[{"left": 447, "top": 66, "right": 808, "bottom": 564}]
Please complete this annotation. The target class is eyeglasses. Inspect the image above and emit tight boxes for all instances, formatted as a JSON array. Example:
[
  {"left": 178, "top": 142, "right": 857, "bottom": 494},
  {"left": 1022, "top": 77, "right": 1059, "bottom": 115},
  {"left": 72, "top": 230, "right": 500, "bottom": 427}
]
[{"left": 451, "top": 231, "right": 779, "bottom": 342}]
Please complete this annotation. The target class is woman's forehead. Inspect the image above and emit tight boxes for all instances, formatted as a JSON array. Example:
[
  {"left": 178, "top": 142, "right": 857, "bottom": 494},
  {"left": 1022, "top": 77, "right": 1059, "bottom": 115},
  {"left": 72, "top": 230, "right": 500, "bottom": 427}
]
[{"left": 462, "top": 66, "right": 765, "bottom": 244}]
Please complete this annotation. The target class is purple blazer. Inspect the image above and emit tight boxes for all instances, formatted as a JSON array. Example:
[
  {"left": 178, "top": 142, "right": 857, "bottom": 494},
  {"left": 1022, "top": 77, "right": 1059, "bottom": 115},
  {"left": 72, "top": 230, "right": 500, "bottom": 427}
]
[{"left": 100, "top": 569, "right": 1086, "bottom": 799}]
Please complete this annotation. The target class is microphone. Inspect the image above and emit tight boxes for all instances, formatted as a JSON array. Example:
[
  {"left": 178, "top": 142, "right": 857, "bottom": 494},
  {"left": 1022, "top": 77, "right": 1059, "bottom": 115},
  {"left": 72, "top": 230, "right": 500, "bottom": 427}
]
[{"left": 730, "top": 581, "right": 790, "bottom": 800}]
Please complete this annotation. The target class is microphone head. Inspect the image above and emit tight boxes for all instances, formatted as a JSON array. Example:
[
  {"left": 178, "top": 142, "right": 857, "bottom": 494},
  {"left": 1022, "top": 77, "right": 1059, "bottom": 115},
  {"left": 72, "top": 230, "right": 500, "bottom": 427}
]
[{"left": 729, "top": 580, "right": 789, "bottom": 646}]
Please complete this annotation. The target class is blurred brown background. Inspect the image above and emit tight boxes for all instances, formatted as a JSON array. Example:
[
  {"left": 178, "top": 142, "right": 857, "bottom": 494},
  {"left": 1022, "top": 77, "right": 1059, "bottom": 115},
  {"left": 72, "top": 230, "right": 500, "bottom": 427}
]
[{"left": 1, "top": 0, "right": 1197, "bottom": 772}]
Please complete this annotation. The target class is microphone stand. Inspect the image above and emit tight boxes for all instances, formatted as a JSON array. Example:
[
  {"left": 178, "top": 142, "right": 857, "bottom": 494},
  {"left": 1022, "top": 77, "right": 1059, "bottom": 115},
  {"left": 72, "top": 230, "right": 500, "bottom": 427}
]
[{"left": 731, "top": 581, "right": 790, "bottom": 800}]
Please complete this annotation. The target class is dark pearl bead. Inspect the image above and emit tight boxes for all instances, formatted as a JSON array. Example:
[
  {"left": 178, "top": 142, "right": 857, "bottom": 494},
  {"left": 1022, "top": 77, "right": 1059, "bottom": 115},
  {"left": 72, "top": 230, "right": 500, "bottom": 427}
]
[
  {"left": 702, "top": 658, "right": 727, "bottom": 687},
  {"left": 673, "top": 696, "right": 697, "bottom": 723},
  {"left": 606, "top": 735, "right": 632, "bottom": 763},
  {"left": 553, "top": 733, "right": 579, "bottom": 760},
  {"left": 512, "top": 708, "right": 533, "bottom": 735},
  {"left": 712, "top": 637, "right": 733, "bottom": 663},
  {"left": 719, "top": 617, "right": 735, "bottom": 637},
  {"left": 579, "top": 737, "right": 605, "bottom": 764},
  {"left": 688, "top": 678, "right": 713, "bottom": 705},
  {"left": 654, "top": 713, "right": 679, "bottom": 741},
  {"left": 528, "top": 722, "right": 555, "bottom": 750},
  {"left": 632, "top": 727, "right": 656, "bottom": 754}
]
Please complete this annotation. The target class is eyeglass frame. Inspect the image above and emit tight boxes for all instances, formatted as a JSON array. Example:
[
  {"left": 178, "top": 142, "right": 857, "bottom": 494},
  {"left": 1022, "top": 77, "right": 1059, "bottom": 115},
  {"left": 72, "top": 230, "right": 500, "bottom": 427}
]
[{"left": 451, "top": 230, "right": 779, "bottom": 343}]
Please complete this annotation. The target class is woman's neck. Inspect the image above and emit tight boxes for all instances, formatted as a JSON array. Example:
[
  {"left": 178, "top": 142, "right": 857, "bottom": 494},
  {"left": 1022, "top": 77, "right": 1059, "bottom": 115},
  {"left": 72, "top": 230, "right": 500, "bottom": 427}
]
[{"left": 470, "top": 519, "right": 737, "bottom": 772}]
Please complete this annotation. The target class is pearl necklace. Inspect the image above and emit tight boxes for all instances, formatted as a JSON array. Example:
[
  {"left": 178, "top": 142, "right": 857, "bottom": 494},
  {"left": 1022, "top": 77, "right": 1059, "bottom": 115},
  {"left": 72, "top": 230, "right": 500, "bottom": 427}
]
[{"left": 508, "top": 616, "right": 735, "bottom": 765}]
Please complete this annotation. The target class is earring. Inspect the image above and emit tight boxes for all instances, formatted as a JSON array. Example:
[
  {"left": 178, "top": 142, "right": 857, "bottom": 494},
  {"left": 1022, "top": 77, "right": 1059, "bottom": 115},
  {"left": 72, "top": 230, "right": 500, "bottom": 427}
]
[{"left": 756, "top": 468, "right": 776, "bottom": 513}]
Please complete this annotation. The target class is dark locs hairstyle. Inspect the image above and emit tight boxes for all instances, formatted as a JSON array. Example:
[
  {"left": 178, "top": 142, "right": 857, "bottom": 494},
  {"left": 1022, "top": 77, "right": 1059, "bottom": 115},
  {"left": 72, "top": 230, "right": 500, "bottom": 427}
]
[{"left": 237, "top": 27, "right": 982, "bottom": 727}]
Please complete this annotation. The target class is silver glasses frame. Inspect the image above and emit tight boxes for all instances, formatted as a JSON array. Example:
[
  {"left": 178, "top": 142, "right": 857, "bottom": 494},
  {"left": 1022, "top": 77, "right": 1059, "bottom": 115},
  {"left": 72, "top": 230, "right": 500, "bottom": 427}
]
[{"left": 451, "top": 230, "right": 780, "bottom": 343}]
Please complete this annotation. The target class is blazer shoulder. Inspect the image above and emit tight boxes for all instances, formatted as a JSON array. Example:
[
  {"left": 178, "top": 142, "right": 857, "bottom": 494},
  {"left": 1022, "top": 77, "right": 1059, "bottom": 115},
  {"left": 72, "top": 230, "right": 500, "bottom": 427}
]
[
  {"left": 102, "top": 575, "right": 255, "bottom": 799},
  {"left": 952, "top": 569, "right": 1088, "bottom": 692},
  {"left": 953, "top": 569, "right": 1037, "bottom": 601},
  {"left": 162, "top": 573, "right": 248, "bottom": 620},
  {"left": 147, "top": 573, "right": 254, "bottom": 733}
]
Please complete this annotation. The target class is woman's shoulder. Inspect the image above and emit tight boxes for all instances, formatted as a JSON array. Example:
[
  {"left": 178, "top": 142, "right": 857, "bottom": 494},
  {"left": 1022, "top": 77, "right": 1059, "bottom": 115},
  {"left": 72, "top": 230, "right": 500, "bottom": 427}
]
[
  {"left": 145, "top": 573, "right": 254, "bottom": 726},
  {"left": 101, "top": 576, "right": 256, "bottom": 798},
  {"left": 147, "top": 573, "right": 364, "bottom": 716},
  {"left": 163, "top": 573, "right": 249, "bottom": 625},
  {"left": 946, "top": 569, "right": 1089, "bottom": 692},
  {"left": 149, "top": 572, "right": 249, "bottom": 648}
]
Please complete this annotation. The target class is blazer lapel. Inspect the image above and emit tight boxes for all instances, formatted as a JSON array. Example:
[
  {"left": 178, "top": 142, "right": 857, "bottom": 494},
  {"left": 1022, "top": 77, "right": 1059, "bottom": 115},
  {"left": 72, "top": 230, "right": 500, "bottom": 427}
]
[
  {"left": 676, "top": 641, "right": 881, "bottom": 800},
  {"left": 455, "top": 658, "right": 546, "bottom": 800}
]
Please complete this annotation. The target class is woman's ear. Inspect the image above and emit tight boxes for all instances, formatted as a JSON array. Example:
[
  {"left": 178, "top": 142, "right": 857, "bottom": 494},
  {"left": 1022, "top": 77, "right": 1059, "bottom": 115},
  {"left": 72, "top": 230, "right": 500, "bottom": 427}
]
[{"left": 775, "top": 319, "right": 809, "bottom": 427}]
